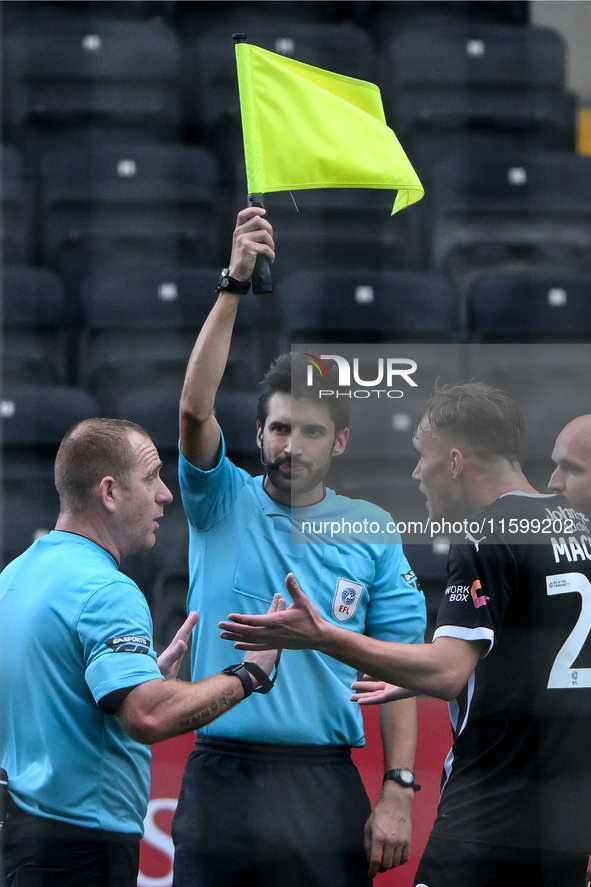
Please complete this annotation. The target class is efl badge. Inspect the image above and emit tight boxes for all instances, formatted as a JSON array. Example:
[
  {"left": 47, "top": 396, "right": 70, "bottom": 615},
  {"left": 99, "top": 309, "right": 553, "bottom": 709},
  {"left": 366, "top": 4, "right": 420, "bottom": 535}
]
[{"left": 332, "top": 577, "right": 365, "bottom": 622}]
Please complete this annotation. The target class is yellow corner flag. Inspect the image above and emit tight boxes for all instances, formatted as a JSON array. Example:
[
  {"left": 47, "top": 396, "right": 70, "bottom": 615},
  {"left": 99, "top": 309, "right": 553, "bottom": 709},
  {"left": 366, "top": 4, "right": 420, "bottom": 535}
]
[{"left": 235, "top": 42, "right": 423, "bottom": 215}]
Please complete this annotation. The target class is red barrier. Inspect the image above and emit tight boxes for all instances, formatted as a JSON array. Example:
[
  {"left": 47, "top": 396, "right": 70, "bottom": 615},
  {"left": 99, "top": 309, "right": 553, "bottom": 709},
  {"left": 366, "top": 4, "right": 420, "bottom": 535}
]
[{"left": 138, "top": 697, "right": 452, "bottom": 886}]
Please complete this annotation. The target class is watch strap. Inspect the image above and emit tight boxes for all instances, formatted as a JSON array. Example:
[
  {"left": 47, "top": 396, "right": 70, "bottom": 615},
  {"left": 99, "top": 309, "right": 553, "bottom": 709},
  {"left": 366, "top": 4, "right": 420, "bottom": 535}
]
[
  {"left": 220, "top": 663, "right": 253, "bottom": 698},
  {"left": 220, "top": 652, "right": 281, "bottom": 699},
  {"left": 243, "top": 651, "right": 282, "bottom": 695},
  {"left": 383, "top": 768, "right": 421, "bottom": 791},
  {"left": 216, "top": 269, "right": 250, "bottom": 296}
]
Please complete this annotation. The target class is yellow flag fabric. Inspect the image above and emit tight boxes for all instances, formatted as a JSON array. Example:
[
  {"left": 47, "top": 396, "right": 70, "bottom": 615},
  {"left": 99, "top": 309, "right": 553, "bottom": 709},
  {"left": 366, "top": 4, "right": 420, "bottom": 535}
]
[{"left": 235, "top": 42, "right": 423, "bottom": 214}]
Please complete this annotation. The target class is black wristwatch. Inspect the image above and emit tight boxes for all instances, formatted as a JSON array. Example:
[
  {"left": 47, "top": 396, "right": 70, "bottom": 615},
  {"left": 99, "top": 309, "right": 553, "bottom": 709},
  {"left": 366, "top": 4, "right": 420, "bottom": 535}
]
[
  {"left": 220, "top": 663, "right": 255, "bottom": 698},
  {"left": 220, "top": 659, "right": 279, "bottom": 699},
  {"left": 216, "top": 268, "right": 251, "bottom": 295},
  {"left": 383, "top": 768, "right": 421, "bottom": 791}
]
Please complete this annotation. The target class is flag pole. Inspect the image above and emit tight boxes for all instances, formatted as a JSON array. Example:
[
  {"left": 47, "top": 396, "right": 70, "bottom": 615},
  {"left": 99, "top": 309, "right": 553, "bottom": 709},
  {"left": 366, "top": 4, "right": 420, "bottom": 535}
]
[{"left": 233, "top": 33, "right": 274, "bottom": 295}]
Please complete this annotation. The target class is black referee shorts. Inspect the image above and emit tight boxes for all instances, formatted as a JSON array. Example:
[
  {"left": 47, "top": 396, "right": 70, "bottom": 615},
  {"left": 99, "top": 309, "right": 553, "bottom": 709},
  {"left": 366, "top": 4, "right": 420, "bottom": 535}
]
[
  {"left": 172, "top": 736, "right": 373, "bottom": 887},
  {"left": 3, "top": 796, "right": 140, "bottom": 887},
  {"left": 414, "top": 835, "right": 589, "bottom": 887}
]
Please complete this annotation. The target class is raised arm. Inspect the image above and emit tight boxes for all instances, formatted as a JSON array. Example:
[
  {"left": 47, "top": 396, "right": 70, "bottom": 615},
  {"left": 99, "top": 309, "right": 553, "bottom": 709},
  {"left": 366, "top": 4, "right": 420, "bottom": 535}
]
[{"left": 179, "top": 207, "right": 275, "bottom": 469}]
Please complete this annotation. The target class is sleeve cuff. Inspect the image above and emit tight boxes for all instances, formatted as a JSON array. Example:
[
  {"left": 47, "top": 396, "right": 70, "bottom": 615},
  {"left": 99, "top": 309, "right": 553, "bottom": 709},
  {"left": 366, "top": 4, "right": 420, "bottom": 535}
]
[
  {"left": 433, "top": 625, "right": 495, "bottom": 656},
  {"left": 86, "top": 652, "right": 162, "bottom": 704},
  {"left": 178, "top": 429, "right": 226, "bottom": 477}
]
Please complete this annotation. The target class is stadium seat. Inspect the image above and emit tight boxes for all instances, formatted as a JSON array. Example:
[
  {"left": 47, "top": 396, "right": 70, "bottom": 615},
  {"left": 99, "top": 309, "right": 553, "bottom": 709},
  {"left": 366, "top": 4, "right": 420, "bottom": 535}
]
[
  {"left": 276, "top": 269, "right": 459, "bottom": 347},
  {"left": 0, "top": 384, "right": 100, "bottom": 565},
  {"left": 115, "top": 385, "right": 260, "bottom": 461},
  {"left": 383, "top": 23, "right": 575, "bottom": 148},
  {"left": 39, "top": 145, "right": 221, "bottom": 285},
  {"left": 428, "top": 151, "right": 591, "bottom": 285},
  {"left": 79, "top": 268, "right": 266, "bottom": 413},
  {"left": 259, "top": 191, "right": 417, "bottom": 276},
  {"left": 467, "top": 270, "right": 591, "bottom": 342},
  {"left": 0, "top": 144, "right": 34, "bottom": 264},
  {"left": 2, "top": 266, "right": 69, "bottom": 385},
  {"left": 5, "top": 17, "right": 182, "bottom": 145}
]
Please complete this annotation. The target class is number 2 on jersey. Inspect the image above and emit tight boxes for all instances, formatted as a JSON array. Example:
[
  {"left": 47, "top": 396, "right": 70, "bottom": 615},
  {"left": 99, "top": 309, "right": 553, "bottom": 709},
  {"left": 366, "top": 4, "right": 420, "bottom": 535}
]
[{"left": 547, "top": 572, "right": 591, "bottom": 689}]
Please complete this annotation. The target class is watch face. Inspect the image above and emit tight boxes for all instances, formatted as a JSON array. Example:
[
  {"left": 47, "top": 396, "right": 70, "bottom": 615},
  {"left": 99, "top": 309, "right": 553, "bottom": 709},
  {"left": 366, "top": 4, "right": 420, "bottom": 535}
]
[{"left": 399, "top": 768, "right": 414, "bottom": 784}]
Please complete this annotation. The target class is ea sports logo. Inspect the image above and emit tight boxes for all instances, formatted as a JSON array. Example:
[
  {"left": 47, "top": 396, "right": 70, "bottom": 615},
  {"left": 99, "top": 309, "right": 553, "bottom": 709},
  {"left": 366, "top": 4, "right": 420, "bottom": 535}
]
[{"left": 341, "top": 587, "right": 357, "bottom": 605}]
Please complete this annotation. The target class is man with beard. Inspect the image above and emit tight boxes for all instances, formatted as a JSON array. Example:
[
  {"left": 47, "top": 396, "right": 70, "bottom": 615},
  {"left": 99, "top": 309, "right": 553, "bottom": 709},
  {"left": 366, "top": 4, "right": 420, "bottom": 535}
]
[
  {"left": 171, "top": 207, "right": 426, "bottom": 887},
  {"left": 221, "top": 381, "right": 591, "bottom": 887}
]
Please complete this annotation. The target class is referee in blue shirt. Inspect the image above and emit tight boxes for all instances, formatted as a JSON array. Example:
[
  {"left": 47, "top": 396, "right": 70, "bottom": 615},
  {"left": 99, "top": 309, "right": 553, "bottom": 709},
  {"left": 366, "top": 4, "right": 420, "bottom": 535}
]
[{"left": 0, "top": 417, "right": 281, "bottom": 887}]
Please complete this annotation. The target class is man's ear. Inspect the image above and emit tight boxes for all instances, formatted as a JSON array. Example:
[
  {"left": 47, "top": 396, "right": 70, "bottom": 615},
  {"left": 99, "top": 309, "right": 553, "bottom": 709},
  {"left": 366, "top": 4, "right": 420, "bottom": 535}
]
[
  {"left": 332, "top": 427, "right": 349, "bottom": 457},
  {"left": 450, "top": 448, "right": 465, "bottom": 480},
  {"left": 256, "top": 419, "right": 263, "bottom": 450},
  {"left": 97, "top": 476, "right": 118, "bottom": 513}
]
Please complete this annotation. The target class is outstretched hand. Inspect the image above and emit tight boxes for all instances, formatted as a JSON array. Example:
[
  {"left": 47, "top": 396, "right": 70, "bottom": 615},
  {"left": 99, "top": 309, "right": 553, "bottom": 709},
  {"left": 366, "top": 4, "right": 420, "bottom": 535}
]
[
  {"left": 350, "top": 675, "right": 417, "bottom": 705},
  {"left": 158, "top": 611, "right": 199, "bottom": 680},
  {"left": 219, "top": 573, "right": 326, "bottom": 651},
  {"left": 241, "top": 593, "right": 286, "bottom": 682}
]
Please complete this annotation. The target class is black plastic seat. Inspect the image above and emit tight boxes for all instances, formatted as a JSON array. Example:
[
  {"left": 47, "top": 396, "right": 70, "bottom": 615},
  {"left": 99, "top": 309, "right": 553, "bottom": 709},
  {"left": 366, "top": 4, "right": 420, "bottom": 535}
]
[
  {"left": 39, "top": 145, "right": 221, "bottom": 284},
  {"left": 0, "top": 384, "right": 100, "bottom": 565},
  {"left": 383, "top": 23, "right": 574, "bottom": 148},
  {"left": 5, "top": 17, "right": 182, "bottom": 144},
  {"left": 276, "top": 269, "right": 459, "bottom": 347},
  {"left": 429, "top": 152, "right": 591, "bottom": 283},
  {"left": 467, "top": 271, "right": 591, "bottom": 342},
  {"left": 2, "top": 266, "right": 68, "bottom": 385},
  {"left": 78, "top": 267, "right": 265, "bottom": 413}
]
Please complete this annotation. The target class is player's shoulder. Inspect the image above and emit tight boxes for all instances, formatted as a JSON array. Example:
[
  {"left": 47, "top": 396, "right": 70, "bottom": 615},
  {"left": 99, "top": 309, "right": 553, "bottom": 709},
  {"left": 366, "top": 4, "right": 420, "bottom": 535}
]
[
  {"left": 473, "top": 492, "right": 570, "bottom": 521},
  {"left": 329, "top": 488, "right": 393, "bottom": 524}
]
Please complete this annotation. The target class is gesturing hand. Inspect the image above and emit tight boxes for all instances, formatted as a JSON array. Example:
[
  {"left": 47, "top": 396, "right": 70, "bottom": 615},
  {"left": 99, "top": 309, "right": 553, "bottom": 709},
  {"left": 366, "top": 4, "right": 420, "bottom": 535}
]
[
  {"left": 219, "top": 573, "right": 326, "bottom": 651},
  {"left": 350, "top": 675, "right": 417, "bottom": 705},
  {"left": 158, "top": 611, "right": 199, "bottom": 681},
  {"left": 241, "top": 593, "right": 286, "bottom": 685}
]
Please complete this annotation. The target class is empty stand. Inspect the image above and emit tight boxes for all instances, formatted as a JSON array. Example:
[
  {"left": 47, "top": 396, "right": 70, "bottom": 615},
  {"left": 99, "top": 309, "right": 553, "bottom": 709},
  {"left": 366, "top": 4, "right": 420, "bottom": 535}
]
[
  {"left": 260, "top": 190, "right": 417, "bottom": 276},
  {"left": 1, "top": 266, "right": 69, "bottom": 384},
  {"left": 0, "top": 384, "right": 100, "bottom": 565},
  {"left": 39, "top": 145, "right": 221, "bottom": 286},
  {"left": 0, "top": 144, "right": 34, "bottom": 264},
  {"left": 463, "top": 344, "right": 591, "bottom": 490},
  {"left": 115, "top": 385, "right": 260, "bottom": 464},
  {"left": 79, "top": 268, "right": 267, "bottom": 414},
  {"left": 276, "top": 270, "right": 459, "bottom": 348},
  {"left": 384, "top": 23, "right": 575, "bottom": 148},
  {"left": 428, "top": 152, "right": 591, "bottom": 292},
  {"left": 5, "top": 17, "right": 182, "bottom": 145},
  {"left": 468, "top": 270, "right": 591, "bottom": 341}
]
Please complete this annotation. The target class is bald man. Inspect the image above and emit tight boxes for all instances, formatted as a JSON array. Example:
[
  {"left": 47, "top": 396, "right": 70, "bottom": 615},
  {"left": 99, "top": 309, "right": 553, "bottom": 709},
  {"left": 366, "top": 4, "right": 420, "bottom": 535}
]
[{"left": 549, "top": 415, "right": 591, "bottom": 518}]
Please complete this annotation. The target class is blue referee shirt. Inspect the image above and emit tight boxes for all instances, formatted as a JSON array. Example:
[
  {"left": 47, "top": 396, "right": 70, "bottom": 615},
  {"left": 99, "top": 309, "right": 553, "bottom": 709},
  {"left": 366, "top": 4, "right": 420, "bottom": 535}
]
[
  {"left": 180, "top": 435, "right": 426, "bottom": 747},
  {"left": 0, "top": 531, "right": 162, "bottom": 835}
]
